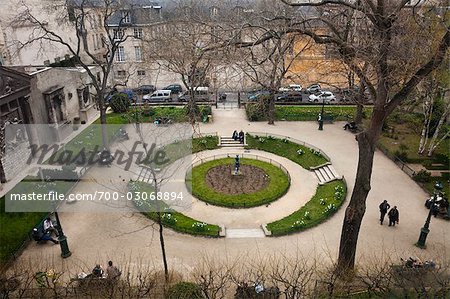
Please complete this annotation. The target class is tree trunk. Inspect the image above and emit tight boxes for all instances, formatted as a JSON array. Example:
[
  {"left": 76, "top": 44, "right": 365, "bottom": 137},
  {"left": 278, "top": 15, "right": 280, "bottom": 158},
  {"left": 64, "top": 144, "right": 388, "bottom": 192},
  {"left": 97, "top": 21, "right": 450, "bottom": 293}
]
[
  {"left": 337, "top": 108, "right": 384, "bottom": 275},
  {"left": 0, "top": 159, "right": 6, "bottom": 183},
  {"left": 158, "top": 211, "right": 169, "bottom": 282},
  {"left": 427, "top": 104, "right": 450, "bottom": 156},
  {"left": 336, "top": 132, "right": 375, "bottom": 274},
  {"left": 355, "top": 103, "right": 364, "bottom": 124},
  {"left": 418, "top": 98, "right": 433, "bottom": 155},
  {"left": 98, "top": 93, "right": 109, "bottom": 149},
  {"left": 268, "top": 92, "right": 275, "bottom": 125},
  {"left": 354, "top": 80, "right": 366, "bottom": 124}
]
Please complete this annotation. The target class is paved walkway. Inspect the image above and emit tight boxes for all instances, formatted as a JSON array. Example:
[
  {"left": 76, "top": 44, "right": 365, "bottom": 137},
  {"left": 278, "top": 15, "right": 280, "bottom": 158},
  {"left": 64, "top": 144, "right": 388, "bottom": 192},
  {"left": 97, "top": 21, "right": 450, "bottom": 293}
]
[{"left": 11, "top": 108, "right": 450, "bottom": 279}]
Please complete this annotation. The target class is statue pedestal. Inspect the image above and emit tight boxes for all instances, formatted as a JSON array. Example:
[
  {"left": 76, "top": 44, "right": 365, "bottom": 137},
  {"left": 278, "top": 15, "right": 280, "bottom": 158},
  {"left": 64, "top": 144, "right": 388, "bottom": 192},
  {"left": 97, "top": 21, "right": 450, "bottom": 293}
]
[{"left": 231, "top": 170, "right": 242, "bottom": 176}]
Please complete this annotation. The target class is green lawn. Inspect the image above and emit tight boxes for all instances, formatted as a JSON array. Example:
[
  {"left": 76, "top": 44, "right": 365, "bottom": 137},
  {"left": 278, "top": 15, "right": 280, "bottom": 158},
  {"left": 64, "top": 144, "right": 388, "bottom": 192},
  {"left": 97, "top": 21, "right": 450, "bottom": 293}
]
[
  {"left": 246, "top": 134, "right": 328, "bottom": 169},
  {"left": 0, "top": 178, "right": 76, "bottom": 264},
  {"left": 267, "top": 180, "right": 346, "bottom": 236},
  {"left": 188, "top": 158, "right": 290, "bottom": 208},
  {"left": 105, "top": 105, "right": 213, "bottom": 124},
  {"left": 0, "top": 197, "right": 47, "bottom": 263},
  {"left": 130, "top": 181, "right": 220, "bottom": 237},
  {"left": 245, "top": 104, "right": 372, "bottom": 122},
  {"left": 274, "top": 105, "right": 373, "bottom": 121}
]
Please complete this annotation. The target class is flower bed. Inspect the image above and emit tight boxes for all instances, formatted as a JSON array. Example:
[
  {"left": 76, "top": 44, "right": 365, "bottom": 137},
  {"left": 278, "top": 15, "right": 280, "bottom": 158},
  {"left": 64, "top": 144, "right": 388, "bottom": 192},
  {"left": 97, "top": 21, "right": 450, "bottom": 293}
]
[
  {"left": 129, "top": 181, "right": 220, "bottom": 237},
  {"left": 188, "top": 158, "right": 290, "bottom": 208},
  {"left": 245, "top": 134, "right": 328, "bottom": 169},
  {"left": 266, "top": 180, "right": 346, "bottom": 236}
]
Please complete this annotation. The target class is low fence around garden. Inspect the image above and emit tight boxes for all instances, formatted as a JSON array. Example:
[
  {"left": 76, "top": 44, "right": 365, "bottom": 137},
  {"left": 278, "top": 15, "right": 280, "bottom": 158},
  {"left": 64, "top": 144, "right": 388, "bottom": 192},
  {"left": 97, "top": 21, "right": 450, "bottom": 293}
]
[
  {"left": 189, "top": 153, "right": 291, "bottom": 184},
  {"left": 246, "top": 132, "right": 332, "bottom": 162},
  {"left": 193, "top": 131, "right": 218, "bottom": 139},
  {"left": 377, "top": 143, "right": 416, "bottom": 178}
]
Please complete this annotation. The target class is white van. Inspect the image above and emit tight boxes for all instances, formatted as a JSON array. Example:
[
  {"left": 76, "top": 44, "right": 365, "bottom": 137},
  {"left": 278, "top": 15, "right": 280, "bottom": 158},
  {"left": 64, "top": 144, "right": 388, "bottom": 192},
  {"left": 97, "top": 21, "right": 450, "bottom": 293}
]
[{"left": 143, "top": 90, "right": 172, "bottom": 102}]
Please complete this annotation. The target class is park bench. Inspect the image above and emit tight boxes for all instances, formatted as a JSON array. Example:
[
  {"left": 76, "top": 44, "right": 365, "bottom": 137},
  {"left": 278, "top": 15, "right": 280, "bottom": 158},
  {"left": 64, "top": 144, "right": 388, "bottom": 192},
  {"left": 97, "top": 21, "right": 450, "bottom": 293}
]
[
  {"left": 30, "top": 215, "right": 58, "bottom": 243},
  {"left": 317, "top": 115, "right": 334, "bottom": 123}
]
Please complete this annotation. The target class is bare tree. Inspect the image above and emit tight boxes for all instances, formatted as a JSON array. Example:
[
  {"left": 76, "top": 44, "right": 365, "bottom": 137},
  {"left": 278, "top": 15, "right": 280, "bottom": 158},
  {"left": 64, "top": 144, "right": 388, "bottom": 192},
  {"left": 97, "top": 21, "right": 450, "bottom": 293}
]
[
  {"left": 14, "top": 0, "right": 140, "bottom": 147},
  {"left": 233, "top": 2, "right": 310, "bottom": 124},
  {"left": 144, "top": 1, "right": 221, "bottom": 125},
  {"left": 266, "top": 0, "right": 450, "bottom": 274}
]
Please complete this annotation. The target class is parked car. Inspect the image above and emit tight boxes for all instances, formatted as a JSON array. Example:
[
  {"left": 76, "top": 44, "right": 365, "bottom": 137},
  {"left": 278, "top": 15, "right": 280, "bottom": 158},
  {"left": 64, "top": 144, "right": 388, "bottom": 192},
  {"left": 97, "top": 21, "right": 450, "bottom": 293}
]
[
  {"left": 143, "top": 90, "right": 172, "bottom": 102},
  {"left": 163, "top": 84, "right": 183, "bottom": 94},
  {"left": 277, "top": 91, "right": 303, "bottom": 102},
  {"left": 308, "top": 91, "right": 336, "bottom": 103},
  {"left": 133, "top": 85, "right": 156, "bottom": 95},
  {"left": 179, "top": 87, "right": 211, "bottom": 102},
  {"left": 279, "top": 84, "right": 302, "bottom": 92},
  {"left": 247, "top": 90, "right": 271, "bottom": 101},
  {"left": 106, "top": 89, "right": 134, "bottom": 102},
  {"left": 305, "top": 84, "right": 321, "bottom": 94}
]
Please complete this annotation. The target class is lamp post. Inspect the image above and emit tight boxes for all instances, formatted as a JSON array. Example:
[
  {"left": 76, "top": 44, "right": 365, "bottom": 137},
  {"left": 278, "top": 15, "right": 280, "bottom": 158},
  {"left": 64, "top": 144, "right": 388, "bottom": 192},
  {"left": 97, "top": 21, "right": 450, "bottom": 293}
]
[
  {"left": 416, "top": 181, "right": 443, "bottom": 248},
  {"left": 52, "top": 199, "right": 72, "bottom": 258},
  {"left": 318, "top": 96, "right": 325, "bottom": 131}
]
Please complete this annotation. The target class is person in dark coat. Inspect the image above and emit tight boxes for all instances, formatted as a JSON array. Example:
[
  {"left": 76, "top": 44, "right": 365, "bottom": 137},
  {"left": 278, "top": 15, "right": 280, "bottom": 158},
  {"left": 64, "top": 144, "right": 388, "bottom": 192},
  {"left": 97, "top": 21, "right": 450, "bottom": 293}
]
[
  {"left": 232, "top": 130, "right": 238, "bottom": 140},
  {"left": 379, "top": 200, "right": 390, "bottom": 225},
  {"left": 388, "top": 206, "right": 399, "bottom": 227},
  {"left": 238, "top": 130, "right": 244, "bottom": 144}
]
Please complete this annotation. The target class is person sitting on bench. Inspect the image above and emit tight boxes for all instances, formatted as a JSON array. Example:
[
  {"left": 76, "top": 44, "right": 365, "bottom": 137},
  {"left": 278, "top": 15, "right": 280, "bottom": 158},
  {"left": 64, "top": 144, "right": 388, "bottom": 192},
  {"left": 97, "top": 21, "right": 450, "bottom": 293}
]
[
  {"left": 238, "top": 130, "right": 244, "bottom": 144},
  {"left": 344, "top": 121, "right": 357, "bottom": 131},
  {"left": 32, "top": 228, "right": 59, "bottom": 244},
  {"left": 43, "top": 217, "right": 58, "bottom": 237}
]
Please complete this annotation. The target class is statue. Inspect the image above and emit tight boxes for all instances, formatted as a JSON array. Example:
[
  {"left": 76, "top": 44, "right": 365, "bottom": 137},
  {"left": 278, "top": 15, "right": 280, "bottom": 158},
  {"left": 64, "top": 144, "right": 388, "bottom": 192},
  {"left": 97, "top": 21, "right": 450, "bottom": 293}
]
[{"left": 234, "top": 155, "right": 240, "bottom": 175}]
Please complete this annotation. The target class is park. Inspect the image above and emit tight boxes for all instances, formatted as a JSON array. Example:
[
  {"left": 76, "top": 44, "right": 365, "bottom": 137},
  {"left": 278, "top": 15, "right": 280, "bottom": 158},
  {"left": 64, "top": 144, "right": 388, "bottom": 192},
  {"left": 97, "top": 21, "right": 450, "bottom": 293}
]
[{"left": 0, "top": 0, "right": 449, "bottom": 297}]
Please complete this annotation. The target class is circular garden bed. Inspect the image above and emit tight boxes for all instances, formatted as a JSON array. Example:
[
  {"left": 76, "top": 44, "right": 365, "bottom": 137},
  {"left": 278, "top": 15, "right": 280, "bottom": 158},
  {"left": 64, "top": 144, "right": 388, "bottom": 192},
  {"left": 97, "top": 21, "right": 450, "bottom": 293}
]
[{"left": 188, "top": 158, "right": 290, "bottom": 208}]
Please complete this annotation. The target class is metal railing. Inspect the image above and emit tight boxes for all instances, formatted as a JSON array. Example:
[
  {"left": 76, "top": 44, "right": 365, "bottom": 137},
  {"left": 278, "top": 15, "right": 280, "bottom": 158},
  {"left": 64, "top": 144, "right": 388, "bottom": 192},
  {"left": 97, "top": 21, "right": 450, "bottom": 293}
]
[
  {"left": 246, "top": 132, "right": 331, "bottom": 162},
  {"left": 377, "top": 143, "right": 416, "bottom": 178},
  {"left": 189, "top": 153, "right": 291, "bottom": 183}
]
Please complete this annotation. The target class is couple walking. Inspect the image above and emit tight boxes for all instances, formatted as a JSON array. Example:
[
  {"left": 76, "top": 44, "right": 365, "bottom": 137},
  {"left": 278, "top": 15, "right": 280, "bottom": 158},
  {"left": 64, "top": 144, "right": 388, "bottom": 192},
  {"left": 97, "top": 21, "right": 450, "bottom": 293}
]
[{"left": 379, "top": 200, "right": 399, "bottom": 227}]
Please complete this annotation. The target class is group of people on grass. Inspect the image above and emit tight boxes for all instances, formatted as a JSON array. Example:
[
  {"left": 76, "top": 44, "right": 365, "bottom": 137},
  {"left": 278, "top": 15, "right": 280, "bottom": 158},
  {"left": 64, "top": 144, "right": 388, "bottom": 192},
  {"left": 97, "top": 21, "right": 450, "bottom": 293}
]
[
  {"left": 232, "top": 130, "right": 245, "bottom": 144},
  {"left": 379, "top": 200, "right": 399, "bottom": 226}
]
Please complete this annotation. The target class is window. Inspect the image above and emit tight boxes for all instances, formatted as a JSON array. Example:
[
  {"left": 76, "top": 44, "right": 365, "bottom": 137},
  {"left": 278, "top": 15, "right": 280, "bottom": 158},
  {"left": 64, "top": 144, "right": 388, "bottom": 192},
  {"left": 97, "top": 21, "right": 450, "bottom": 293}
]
[
  {"left": 117, "top": 70, "right": 126, "bottom": 77},
  {"left": 135, "top": 46, "right": 142, "bottom": 61},
  {"left": 134, "top": 28, "right": 143, "bottom": 38},
  {"left": 100, "top": 34, "right": 105, "bottom": 48},
  {"left": 122, "top": 11, "right": 130, "bottom": 23},
  {"left": 137, "top": 70, "right": 145, "bottom": 76},
  {"left": 210, "top": 7, "right": 218, "bottom": 17},
  {"left": 116, "top": 46, "right": 125, "bottom": 62},
  {"left": 113, "top": 29, "right": 124, "bottom": 40}
]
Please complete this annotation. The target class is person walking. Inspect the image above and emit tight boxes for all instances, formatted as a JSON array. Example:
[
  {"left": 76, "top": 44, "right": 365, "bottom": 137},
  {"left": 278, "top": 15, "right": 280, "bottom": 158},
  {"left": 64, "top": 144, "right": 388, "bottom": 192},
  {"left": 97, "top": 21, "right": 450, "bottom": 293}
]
[
  {"left": 388, "top": 206, "right": 399, "bottom": 227},
  {"left": 379, "top": 200, "right": 390, "bottom": 225}
]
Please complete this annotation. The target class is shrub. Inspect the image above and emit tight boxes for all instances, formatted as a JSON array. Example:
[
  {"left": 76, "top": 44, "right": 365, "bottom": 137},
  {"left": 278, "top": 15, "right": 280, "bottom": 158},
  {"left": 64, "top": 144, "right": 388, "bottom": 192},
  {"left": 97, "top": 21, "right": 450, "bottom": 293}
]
[
  {"left": 109, "top": 93, "right": 130, "bottom": 113},
  {"left": 166, "top": 282, "right": 204, "bottom": 299},
  {"left": 41, "top": 166, "right": 78, "bottom": 181},
  {"left": 142, "top": 108, "right": 155, "bottom": 117},
  {"left": 394, "top": 150, "right": 408, "bottom": 162},
  {"left": 413, "top": 170, "right": 432, "bottom": 183},
  {"left": 246, "top": 103, "right": 266, "bottom": 121},
  {"left": 200, "top": 105, "right": 212, "bottom": 117}
]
